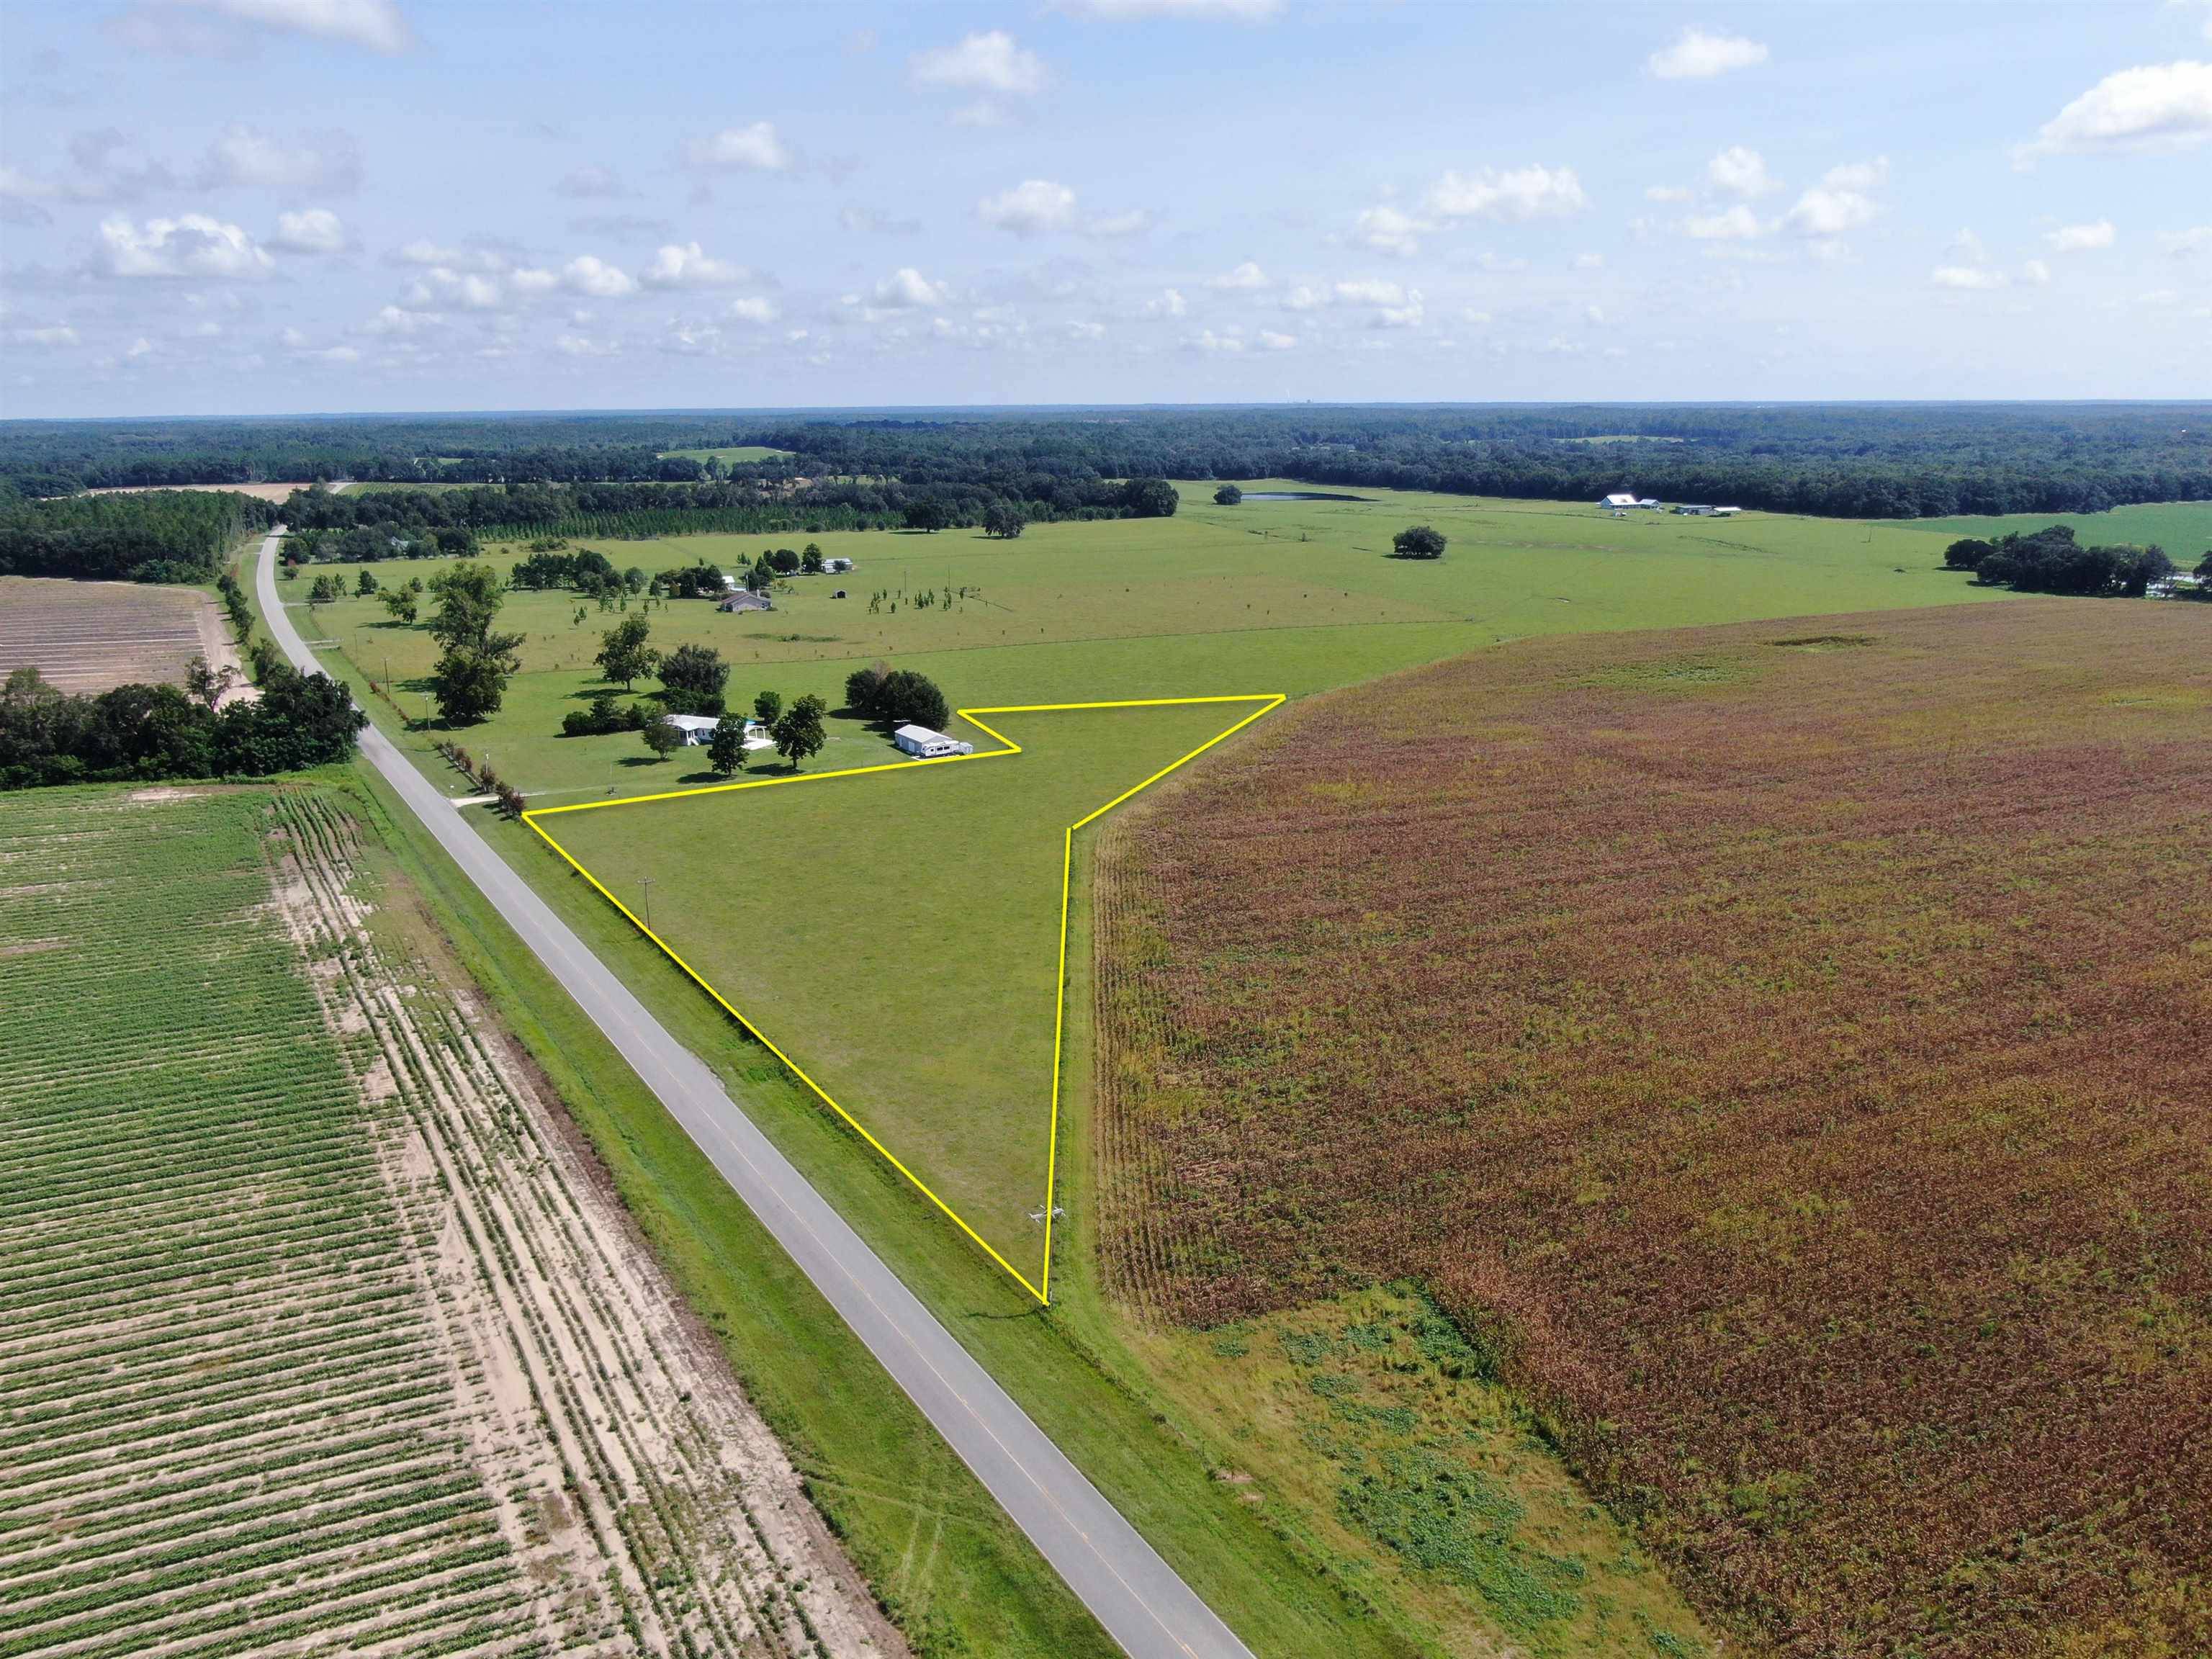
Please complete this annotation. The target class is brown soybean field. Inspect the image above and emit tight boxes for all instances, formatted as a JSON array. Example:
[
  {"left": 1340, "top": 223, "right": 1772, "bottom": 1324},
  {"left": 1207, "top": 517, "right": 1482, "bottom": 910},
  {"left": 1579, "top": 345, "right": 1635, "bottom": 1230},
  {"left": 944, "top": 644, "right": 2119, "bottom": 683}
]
[
  {"left": 0, "top": 785, "right": 898, "bottom": 1658},
  {"left": 1093, "top": 600, "right": 2212, "bottom": 1658}
]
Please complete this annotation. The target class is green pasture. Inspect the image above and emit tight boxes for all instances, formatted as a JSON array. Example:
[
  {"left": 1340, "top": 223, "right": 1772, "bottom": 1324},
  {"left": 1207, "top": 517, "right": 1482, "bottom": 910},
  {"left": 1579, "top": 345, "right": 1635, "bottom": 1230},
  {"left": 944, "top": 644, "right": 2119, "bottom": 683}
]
[
  {"left": 660, "top": 445, "right": 793, "bottom": 464},
  {"left": 538, "top": 701, "right": 1262, "bottom": 1285},
  {"left": 295, "top": 483, "right": 2018, "bottom": 801},
  {"left": 1906, "top": 499, "right": 2212, "bottom": 554}
]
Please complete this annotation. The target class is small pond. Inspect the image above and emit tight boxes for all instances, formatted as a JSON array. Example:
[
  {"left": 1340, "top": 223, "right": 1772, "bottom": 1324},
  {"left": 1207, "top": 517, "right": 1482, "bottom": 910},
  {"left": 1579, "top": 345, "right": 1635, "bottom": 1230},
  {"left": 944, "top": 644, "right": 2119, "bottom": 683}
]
[{"left": 1235, "top": 490, "right": 1370, "bottom": 502}]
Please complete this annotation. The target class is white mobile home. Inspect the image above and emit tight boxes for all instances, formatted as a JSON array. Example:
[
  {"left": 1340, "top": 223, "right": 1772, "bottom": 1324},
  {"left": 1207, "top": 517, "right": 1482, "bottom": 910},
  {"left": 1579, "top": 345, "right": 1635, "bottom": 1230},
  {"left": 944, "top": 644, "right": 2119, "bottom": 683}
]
[
  {"left": 894, "top": 724, "right": 974, "bottom": 759},
  {"left": 662, "top": 714, "right": 720, "bottom": 747},
  {"left": 1676, "top": 504, "right": 1716, "bottom": 516}
]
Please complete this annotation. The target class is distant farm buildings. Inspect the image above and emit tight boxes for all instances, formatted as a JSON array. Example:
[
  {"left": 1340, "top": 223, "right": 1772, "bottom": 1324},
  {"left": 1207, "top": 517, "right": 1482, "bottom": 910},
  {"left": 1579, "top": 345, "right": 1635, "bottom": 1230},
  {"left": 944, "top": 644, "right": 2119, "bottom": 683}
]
[
  {"left": 661, "top": 714, "right": 768, "bottom": 747},
  {"left": 822, "top": 556, "right": 854, "bottom": 573},
  {"left": 1673, "top": 504, "right": 1743, "bottom": 518},
  {"left": 1599, "top": 493, "right": 1663, "bottom": 511},
  {"left": 719, "top": 590, "right": 773, "bottom": 613},
  {"left": 894, "top": 724, "right": 974, "bottom": 759}
]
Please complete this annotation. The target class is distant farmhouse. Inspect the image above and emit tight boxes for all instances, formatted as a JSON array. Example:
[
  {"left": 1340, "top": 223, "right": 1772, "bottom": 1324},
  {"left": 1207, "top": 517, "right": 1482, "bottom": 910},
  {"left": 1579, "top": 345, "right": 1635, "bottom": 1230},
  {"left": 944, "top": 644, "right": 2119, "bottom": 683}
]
[
  {"left": 823, "top": 556, "right": 854, "bottom": 573},
  {"left": 894, "top": 724, "right": 974, "bottom": 759},
  {"left": 719, "top": 590, "right": 773, "bottom": 613},
  {"left": 1599, "top": 493, "right": 1663, "bottom": 511},
  {"left": 661, "top": 714, "right": 769, "bottom": 747}
]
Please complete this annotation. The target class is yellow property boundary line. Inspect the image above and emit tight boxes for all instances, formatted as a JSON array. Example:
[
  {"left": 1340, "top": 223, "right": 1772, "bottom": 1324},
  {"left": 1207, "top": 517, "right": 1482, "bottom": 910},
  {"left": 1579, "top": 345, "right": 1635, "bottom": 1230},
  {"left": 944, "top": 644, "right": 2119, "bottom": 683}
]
[{"left": 523, "top": 693, "right": 1285, "bottom": 1305}]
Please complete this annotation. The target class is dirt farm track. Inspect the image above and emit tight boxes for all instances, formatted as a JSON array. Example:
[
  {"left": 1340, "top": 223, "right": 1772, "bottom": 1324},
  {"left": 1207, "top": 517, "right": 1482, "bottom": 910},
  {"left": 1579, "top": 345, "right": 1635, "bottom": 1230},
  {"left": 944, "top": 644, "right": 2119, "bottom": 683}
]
[{"left": 0, "top": 577, "right": 243, "bottom": 696}]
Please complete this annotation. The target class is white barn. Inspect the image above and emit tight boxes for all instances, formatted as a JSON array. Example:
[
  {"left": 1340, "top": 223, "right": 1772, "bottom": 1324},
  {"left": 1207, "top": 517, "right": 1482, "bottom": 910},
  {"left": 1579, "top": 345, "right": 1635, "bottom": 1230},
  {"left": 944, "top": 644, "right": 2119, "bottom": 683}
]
[
  {"left": 894, "top": 724, "right": 974, "bottom": 759},
  {"left": 1598, "top": 493, "right": 1639, "bottom": 509}
]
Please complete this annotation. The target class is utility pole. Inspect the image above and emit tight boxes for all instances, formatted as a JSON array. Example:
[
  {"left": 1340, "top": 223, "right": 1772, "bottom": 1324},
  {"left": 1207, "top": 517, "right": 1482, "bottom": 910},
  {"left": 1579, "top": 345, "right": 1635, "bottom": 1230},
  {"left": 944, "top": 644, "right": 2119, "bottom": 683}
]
[{"left": 641, "top": 877, "right": 654, "bottom": 931}]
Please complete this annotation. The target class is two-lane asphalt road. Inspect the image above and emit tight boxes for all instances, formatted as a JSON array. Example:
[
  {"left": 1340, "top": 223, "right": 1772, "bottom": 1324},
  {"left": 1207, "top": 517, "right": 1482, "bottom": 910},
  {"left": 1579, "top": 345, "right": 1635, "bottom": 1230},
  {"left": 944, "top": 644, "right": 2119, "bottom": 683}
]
[{"left": 256, "top": 532, "right": 1254, "bottom": 1659}]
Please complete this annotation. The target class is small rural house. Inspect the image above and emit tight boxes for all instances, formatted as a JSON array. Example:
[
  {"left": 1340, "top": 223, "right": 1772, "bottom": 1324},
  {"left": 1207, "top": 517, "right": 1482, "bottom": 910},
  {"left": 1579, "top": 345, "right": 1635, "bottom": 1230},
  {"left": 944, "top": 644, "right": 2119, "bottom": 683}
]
[
  {"left": 824, "top": 556, "right": 854, "bottom": 573},
  {"left": 719, "top": 590, "right": 773, "bottom": 613},
  {"left": 1637, "top": 497, "right": 1661, "bottom": 510},
  {"left": 894, "top": 724, "right": 974, "bottom": 759},
  {"left": 662, "top": 714, "right": 720, "bottom": 746},
  {"left": 1676, "top": 503, "right": 1715, "bottom": 516},
  {"left": 1599, "top": 493, "right": 1640, "bottom": 509}
]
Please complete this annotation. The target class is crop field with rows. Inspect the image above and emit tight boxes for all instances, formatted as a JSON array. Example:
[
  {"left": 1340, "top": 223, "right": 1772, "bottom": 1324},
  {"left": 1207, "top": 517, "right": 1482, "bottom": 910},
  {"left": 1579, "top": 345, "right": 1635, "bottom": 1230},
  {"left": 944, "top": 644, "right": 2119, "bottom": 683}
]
[
  {"left": 0, "top": 784, "right": 895, "bottom": 1658},
  {"left": 1092, "top": 599, "right": 2212, "bottom": 1658}
]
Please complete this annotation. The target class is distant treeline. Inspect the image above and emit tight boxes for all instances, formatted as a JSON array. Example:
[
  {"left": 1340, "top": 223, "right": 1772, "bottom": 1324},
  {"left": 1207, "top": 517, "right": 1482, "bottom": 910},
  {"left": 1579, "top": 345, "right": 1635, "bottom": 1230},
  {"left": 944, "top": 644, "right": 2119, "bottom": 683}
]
[
  {"left": 5, "top": 404, "right": 2207, "bottom": 523},
  {"left": 275, "top": 473, "right": 1179, "bottom": 544},
  {"left": 0, "top": 662, "right": 365, "bottom": 790},
  {"left": 0, "top": 487, "right": 279, "bottom": 583}
]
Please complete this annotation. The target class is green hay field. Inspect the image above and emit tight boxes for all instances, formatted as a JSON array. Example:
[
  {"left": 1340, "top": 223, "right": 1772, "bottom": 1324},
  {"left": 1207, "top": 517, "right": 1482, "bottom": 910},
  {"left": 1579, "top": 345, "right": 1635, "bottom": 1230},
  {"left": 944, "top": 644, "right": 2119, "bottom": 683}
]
[
  {"left": 535, "top": 699, "right": 1266, "bottom": 1286},
  {"left": 1909, "top": 499, "right": 2212, "bottom": 552},
  {"left": 660, "top": 445, "right": 793, "bottom": 464}
]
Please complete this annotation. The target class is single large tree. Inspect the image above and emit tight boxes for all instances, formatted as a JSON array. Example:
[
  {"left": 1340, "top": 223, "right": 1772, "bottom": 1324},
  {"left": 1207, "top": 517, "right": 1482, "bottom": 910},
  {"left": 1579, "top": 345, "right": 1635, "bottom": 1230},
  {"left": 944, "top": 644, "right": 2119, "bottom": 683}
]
[
  {"left": 1121, "top": 477, "right": 1179, "bottom": 518},
  {"left": 1392, "top": 524, "right": 1447, "bottom": 559},
  {"left": 771, "top": 694, "right": 827, "bottom": 767},
  {"left": 878, "top": 669, "right": 949, "bottom": 731},
  {"left": 595, "top": 614, "right": 655, "bottom": 689},
  {"left": 984, "top": 503, "right": 1025, "bottom": 539},
  {"left": 902, "top": 497, "right": 950, "bottom": 533},
  {"left": 424, "top": 564, "right": 521, "bottom": 724},
  {"left": 752, "top": 688, "right": 783, "bottom": 727},
  {"left": 640, "top": 709, "right": 683, "bottom": 762},
  {"left": 657, "top": 642, "right": 728, "bottom": 714},
  {"left": 708, "top": 711, "right": 749, "bottom": 777},
  {"left": 1215, "top": 484, "right": 1243, "bottom": 505},
  {"left": 426, "top": 564, "right": 508, "bottom": 651}
]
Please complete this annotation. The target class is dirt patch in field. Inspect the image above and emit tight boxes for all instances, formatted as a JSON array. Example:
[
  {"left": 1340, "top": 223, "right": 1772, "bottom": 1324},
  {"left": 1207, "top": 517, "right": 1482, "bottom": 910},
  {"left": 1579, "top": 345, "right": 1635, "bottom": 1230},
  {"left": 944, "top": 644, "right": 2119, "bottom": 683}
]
[
  {"left": 0, "top": 576, "right": 248, "bottom": 698},
  {"left": 86, "top": 481, "right": 316, "bottom": 503},
  {"left": 1096, "top": 598, "right": 2212, "bottom": 1659}
]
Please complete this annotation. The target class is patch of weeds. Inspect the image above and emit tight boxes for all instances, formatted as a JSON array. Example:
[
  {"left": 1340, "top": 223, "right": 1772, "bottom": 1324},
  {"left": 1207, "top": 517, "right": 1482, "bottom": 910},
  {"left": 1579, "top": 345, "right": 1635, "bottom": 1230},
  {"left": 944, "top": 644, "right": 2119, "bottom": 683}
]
[
  {"left": 1766, "top": 633, "right": 1876, "bottom": 649},
  {"left": 1339, "top": 1448, "right": 1581, "bottom": 1635},
  {"left": 1344, "top": 1321, "right": 1395, "bottom": 1353},
  {"left": 1208, "top": 1327, "right": 1251, "bottom": 1359},
  {"left": 1280, "top": 1330, "right": 1336, "bottom": 1367}
]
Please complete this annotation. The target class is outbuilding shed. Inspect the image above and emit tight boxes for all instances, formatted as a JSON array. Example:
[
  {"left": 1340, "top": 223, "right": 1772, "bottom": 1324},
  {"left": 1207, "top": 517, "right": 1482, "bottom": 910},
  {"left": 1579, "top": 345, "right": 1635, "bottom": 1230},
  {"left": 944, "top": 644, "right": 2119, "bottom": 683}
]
[{"left": 894, "top": 724, "right": 974, "bottom": 759}]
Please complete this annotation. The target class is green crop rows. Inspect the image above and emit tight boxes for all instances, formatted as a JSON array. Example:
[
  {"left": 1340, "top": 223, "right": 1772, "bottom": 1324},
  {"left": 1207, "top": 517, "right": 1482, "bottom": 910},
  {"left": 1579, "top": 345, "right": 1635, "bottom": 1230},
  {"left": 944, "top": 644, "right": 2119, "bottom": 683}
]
[{"left": 0, "top": 787, "right": 541, "bottom": 1658}]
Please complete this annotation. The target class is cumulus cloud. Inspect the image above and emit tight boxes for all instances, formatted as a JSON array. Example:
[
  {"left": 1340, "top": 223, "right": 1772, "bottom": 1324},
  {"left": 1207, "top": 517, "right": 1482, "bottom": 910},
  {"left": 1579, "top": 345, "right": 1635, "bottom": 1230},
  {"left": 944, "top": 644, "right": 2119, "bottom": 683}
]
[
  {"left": 727, "top": 295, "right": 778, "bottom": 324},
  {"left": 1333, "top": 277, "right": 1409, "bottom": 305},
  {"left": 2046, "top": 218, "right": 2117, "bottom": 251},
  {"left": 639, "top": 242, "right": 747, "bottom": 287},
  {"left": 1424, "top": 164, "right": 1586, "bottom": 221},
  {"left": 554, "top": 333, "right": 619, "bottom": 357},
  {"left": 269, "top": 206, "right": 346, "bottom": 252},
  {"left": 0, "top": 131, "right": 178, "bottom": 218},
  {"left": 197, "top": 122, "right": 361, "bottom": 192},
  {"left": 364, "top": 302, "right": 439, "bottom": 334},
  {"left": 1783, "top": 158, "right": 1888, "bottom": 238},
  {"left": 1352, "top": 203, "right": 1426, "bottom": 256},
  {"left": 11, "top": 324, "right": 79, "bottom": 348},
  {"left": 1143, "top": 287, "right": 1187, "bottom": 318},
  {"left": 1684, "top": 203, "right": 1763, "bottom": 240},
  {"left": 559, "top": 254, "right": 634, "bottom": 297},
  {"left": 910, "top": 30, "right": 1046, "bottom": 96},
  {"left": 1707, "top": 145, "right": 1778, "bottom": 197},
  {"left": 1189, "top": 328, "right": 1245, "bottom": 354},
  {"left": 1082, "top": 207, "right": 1154, "bottom": 238},
  {"left": 1067, "top": 319, "right": 1107, "bottom": 340},
  {"left": 1647, "top": 27, "right": 1768, "bottom": 80},
  {"left": 1256, "top": 328, "right": 1296, "bottom": 349},
  {"left": 157, "top": 0, "right": 412, "bottom": 53},
  {"left": 871, "top": 266, "right": 950, "bottom": 308},
  {"left": 1645, "top": 184, "right": 1694, "bottom": 203},
  {"left": 685, "top": 122, "right": 791, "bottom": 172},
  {"left": 2022, "top": 258, "right": 2052, "bottom": 285},
  {"left": 1281, "top": 284, "right": 1324, "bottom": 311},
  {"left": 2017, "top": 60, "right": 2212, "bottom": 160},
  {"left": 1209, "top": 259, "right": 1270, "bottom": 289},
  {"left": 978, "top": 178, "right": 1076, "bottom": 235},
  {"left": 94, "top": 212, "right": 273, "bottom": 277},
  {"left": 407, "top": 266, "right": 508, "bottom": 309}
]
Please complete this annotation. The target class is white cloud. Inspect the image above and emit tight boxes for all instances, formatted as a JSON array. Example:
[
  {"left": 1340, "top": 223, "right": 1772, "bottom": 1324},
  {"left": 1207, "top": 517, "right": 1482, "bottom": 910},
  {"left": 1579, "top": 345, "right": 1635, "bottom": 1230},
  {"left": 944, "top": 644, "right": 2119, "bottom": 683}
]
[
  {"left": 162, "top": 0, "right": 411, "bottom": 53},
  {"left": 1067, "top": 319, "right": 1107, "bottom": 340},
  {"left": 1282, "top": 284, "right": 1325, "bottom": 311},
  {"left": 1190, "top": 328, "right": 1244, "bottom": 354},
  {"left": 1144, "top": 287, "right": 1187, "bottom": 318},
  {"left": 2159, "top": 223, "right": 2212, "bottom": 254},
  {"left": 1707, "top": 145, "right": 1778, "bottom": 197},
  {"left": 1947, "top": 226, "right": 1990, "bottom": 264},
  {"left": 2021, "top": 258, "right": 2052, "bottom": 285},
  {"left": 554, "top": 333, "right": 619, "bottom": 358},
  {"left": 1424, "top": 164, "right": 1586, "bottom": 221},
  {"left": 364, "top": 303, "right": 439, "bottom": 334},
  {"left": 1932, "top": 264, "right": 2009, "bottom": 289},
  {"left": 1256, "top": 328, "right": 1296, "bottom": 349},
  {"left": 1333, "top": 277, "right": 1408, "bottom": 305},
  {"left": 560, "top": 254, "right": 635, "bottom": 297},
  {"left": 11, "top": 324, "right": 78, "bottom": 348},
  {"left": 270, "top": 207, "right": 346, "bottom": 253},
  {"left": 639, "top": 242, "right": 746, "bottom": 287},
  {"left": 94, "top": 212, "right": 272, "bottom": 277},
  {"left": 408, "top": 267, "right": 508, "bottom": 310},
  {"left": 1645, "top": 184, "right": 1693, "bottom": 204},
  {"left": 1573, "top": 251, "right": 1605, "bottom": 269},
  {"left": 685, "top": 122, "right": 791, "bottom": 172},
  {"left": 1209, "top": 259, "right": 1270, "bottom": 289},
  {"left": 1352, "top": 203, "right": 1427, "bottom": 256},
  {"left": 1684, "top": 203, "right": 1763, "bottom": 240},
  {"left": 727, "top": 295, "right": 778, "bottom": 324},
  {"left": 2018, "top": 60, "right": 2212, "bottom": 160},
  {"left": 910, "top": 30, "right": 1046, "bottom": 96},
  {"left": 1053, "top": 0, "right": 1279, "bottom": 16},
  {"left": 1647, "top": 27, "right": 1768, "bottom": 80},
  {"left": 125, "top": 336, "right": 155, "bottom": 359},
  {"left": 197, "top": 123, "right": 360, "bottom": 192},
  {"left": 2046, "top": 218, "right": 2116, "bottom": 251},
  {"left": 1783, "top": 161, "right": 1887, "bottom": 238},
  {"left": 871, "top": 266, "right": 950, "bottom": 308},
  {"left": 1372, "top": 293, "right": 1425, "bottom": 328},
  {"left": 978, "top": 179, "right": 1076, "bottom": 235}
]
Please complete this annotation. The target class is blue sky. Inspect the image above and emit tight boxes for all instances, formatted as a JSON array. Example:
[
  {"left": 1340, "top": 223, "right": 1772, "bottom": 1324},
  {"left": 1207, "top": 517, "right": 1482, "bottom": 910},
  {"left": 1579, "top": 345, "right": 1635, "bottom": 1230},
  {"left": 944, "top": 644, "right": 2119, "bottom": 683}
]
[{"left": 1, "top": 0, "right": 2207, "bottom": 416}]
